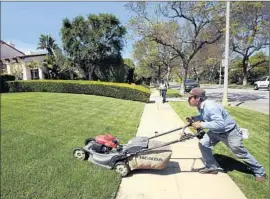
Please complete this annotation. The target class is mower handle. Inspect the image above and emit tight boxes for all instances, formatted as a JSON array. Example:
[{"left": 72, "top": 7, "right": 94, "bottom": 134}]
[
  {"left": 148, "top": 123, "right": 192, "bottom": 140},
  {"left": 135, "top": 123, "right": 205, "bottom": 154}
]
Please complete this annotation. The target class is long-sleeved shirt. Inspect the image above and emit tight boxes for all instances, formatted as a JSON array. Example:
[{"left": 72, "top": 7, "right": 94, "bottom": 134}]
[{"left": 193, "top": 100, "right": 236, "bottom": 133}]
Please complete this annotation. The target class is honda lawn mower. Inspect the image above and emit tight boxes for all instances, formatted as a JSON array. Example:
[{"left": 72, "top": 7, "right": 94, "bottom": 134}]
[{"left": 73, "top": 121, "right": 205, "bottom": 177}]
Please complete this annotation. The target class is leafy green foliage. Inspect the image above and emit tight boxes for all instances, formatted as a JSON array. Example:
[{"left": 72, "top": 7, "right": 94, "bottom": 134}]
[
  {"left": 229, "top": 52, "right": 269, "bottom": 84},
  {"left": 37, "top": 34, "right": 58, "bottom": 56},
  {"left": 7, "top": 80, "right": 150, "bottom": 102},
  {"left": 61, "top": 14, "right": 126, "bottom": 80},
  {"left": 0, "top": 75, "right": 15, "bottom": 92}
]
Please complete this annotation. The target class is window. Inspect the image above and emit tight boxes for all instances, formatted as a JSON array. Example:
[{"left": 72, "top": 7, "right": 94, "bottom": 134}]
[
  {"left": 184, "top": 79, "right": 196, "bottom": 83},
  {"left": 31, "top": 69, "right": 39, "bottom": 80},
  {"left": 0, "top": 63, "right": 7, "bottom": 74}
]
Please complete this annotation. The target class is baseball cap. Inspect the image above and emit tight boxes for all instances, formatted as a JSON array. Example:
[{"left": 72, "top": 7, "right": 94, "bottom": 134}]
[{"left": 187, "top": 87, "right": 206, "bottom": 98}]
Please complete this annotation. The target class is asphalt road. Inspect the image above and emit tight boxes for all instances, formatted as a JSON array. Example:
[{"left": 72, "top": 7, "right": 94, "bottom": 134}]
[
  {"left": 202, "top": 85, "right": 269, "bottom": 115},
  {"left": 168, "top": 83, "right": 269, "bottom": 115}
]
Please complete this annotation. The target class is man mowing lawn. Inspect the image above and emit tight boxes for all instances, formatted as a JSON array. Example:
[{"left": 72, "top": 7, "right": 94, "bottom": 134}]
[{"left": 186, "top": 87, "right": 266, "bottom": 182}]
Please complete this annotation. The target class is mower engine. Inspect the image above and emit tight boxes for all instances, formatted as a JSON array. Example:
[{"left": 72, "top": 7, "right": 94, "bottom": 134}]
[{"left": 85, "top": 134, "right": 120, "bottom": 153}]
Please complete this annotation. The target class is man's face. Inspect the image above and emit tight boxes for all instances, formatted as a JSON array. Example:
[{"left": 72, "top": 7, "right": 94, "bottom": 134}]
[{"left": 188, "top": 96, "right": 199, "bottom": 107}]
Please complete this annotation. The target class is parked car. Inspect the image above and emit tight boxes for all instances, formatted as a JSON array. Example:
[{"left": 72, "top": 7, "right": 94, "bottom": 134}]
[
  {"left": 254, "top": 76, "right": 269, "bottom": 90},
  {"left": 184, "top": 79, "right": 200, "bottom": 92}
]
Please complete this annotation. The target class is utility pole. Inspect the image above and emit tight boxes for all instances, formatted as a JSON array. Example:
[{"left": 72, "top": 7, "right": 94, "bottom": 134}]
[
  {"left": 219, "top": 61, "right": 222, "bottom": 86},
  {"left": 222, "top": 1, "right": 230, "bottom": 106}
]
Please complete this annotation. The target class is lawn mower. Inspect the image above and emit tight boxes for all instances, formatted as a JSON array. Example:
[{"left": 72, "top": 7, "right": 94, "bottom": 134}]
[{"left": 73, "top": 121, "right": 205, "bottom": 177}]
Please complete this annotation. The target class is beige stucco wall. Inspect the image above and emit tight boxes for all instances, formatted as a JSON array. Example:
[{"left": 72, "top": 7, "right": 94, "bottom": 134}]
[{"left": 5, "top": 55, "right": 46, "bottom": 80}]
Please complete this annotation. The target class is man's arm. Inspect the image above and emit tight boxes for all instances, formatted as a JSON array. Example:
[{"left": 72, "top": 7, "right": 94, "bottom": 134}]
[{"left": 201, "top": 106, "right": 225, "bottom": 131}]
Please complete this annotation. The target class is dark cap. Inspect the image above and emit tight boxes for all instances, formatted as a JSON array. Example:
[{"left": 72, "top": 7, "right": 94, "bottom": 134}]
[{"left": 187, "top": 87, "right": 206, "bottom": 97}]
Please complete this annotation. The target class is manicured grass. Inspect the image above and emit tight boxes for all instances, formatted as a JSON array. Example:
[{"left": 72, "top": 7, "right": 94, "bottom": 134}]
[
  {"left": 166, "top": 88, "right": 182, "bottom": 98},
  {"left": 170, "top": 101, "right": 269, "bottom": 199},
  {"left": 155, "top": 88, "right": 182, "bottom": 98},
  {"left": 1, "top": 92, "right": 145, "bottom": 199}
]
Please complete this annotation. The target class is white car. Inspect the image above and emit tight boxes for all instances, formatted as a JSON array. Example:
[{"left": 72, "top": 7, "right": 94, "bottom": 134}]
[{"left": 254, "top": 76, "right": 269, "bottom": 90}]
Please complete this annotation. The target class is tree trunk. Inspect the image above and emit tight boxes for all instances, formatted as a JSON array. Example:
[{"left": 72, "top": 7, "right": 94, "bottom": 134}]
[
  {"left": 166, "top": 65, "right": 171, "bottom": 83},
  {"left": 70, "top": 73, "right": 74, "bottom": 80},
  {"left": 180, "top": 62, "right": 188, "bottom": 95},
  {"left": 88, "top": 66, "right": 95, "bottom": 81},
  {"left": 158, "top": 65, "right": 161, "bottom": 82},
  {"left": 242, "top": 59, "right": 248, "bottom": 86},
  {"left": 193, "top": 66, "right": 198, "bottom": 82}
]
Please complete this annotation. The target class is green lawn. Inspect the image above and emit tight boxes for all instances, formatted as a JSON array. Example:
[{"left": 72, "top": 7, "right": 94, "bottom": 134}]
[
  {"left": 1, "top": 92, "right": 145, "bottom": 199},
  {"left": 166, "top": 88, "right": 182, "bottom": 98},
  {"left": 170, "top": 101, "right": 269, "bottom": 199}
]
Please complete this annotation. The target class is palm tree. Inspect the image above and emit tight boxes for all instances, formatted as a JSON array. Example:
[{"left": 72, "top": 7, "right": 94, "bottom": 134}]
[{"left": 37, "top": 34, "right": 58, "bottom": 56}]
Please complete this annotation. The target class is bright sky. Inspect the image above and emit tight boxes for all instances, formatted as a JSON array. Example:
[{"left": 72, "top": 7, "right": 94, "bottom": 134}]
[
  {"left": 1, "top": 2, "right": 135, "bottom": 58},
  {"left": 2, "top": 2, "right": 269, "bottom": 58}
]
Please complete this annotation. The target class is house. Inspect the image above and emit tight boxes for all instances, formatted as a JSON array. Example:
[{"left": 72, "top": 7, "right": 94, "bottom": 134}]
[{"left": 0, "top": 40, "right": 47, "bottom": 80}]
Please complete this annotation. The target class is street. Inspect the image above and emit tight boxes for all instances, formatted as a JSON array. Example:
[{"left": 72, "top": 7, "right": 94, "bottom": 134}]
[
  {"left": 168, "top": 83, "right": 269, "bottom": 115},
  {"left": 202, "top": 86, "right": 269, "bottom": 115}
]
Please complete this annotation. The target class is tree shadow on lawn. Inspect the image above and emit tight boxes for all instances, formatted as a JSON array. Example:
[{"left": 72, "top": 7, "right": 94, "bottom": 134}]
[{"left": 214, "top": 154, "right": 254, "bottom": 175}]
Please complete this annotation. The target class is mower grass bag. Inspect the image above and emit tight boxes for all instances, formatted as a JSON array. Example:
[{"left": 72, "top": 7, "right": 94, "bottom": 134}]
[{"left": 128, "top": 140, "right": 172, "bottom": 171}]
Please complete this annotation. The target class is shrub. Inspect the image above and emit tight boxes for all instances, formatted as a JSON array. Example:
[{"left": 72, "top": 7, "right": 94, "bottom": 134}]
[
  {"left": 7, "top": 80, "right": 151, "bottom": 102},
  {"left": 0, "top": 75, "right": 15, "bottom": 93}
]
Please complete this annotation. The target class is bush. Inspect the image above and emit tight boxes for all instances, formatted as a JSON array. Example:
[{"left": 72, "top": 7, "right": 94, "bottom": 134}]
[
  {"left": 0, "top": 75, "right": 15, "bottom": 93},
  {"left": 7, "top": 80, "right": 151, "bottom": 102}
]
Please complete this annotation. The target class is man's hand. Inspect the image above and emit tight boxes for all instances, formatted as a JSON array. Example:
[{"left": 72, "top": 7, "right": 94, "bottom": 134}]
[
  {"left": 192, "top": 121, "right": 202, "bottom": 129},
  {"left": 186, "top": 116, "right": 194, "bottom": 124}
]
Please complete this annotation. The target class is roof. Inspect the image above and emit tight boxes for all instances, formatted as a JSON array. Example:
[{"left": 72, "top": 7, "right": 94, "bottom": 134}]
[
  {"left": 0, "top": 40, "right": 25, "bottom": 56},
  {"left": 0, "top": 53, "right": 47, "bottom": 64}
]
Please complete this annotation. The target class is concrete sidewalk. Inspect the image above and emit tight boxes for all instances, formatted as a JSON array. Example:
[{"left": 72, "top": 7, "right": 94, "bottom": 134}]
[{"left": 116, "top": 89, "right": 247, "bottom": 199}]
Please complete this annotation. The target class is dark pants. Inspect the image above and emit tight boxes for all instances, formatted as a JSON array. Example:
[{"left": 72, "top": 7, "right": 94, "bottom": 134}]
[{"left": 161, "top": 89, "right": 167, "bottom": 103}]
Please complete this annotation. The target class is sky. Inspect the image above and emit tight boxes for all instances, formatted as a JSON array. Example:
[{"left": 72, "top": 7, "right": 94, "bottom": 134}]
[
  {"left": 1, "top": 2, "right": 135, "bottom": 58},
  {"left": 1, "top": 2, "right": 269, "bottom": 58}
]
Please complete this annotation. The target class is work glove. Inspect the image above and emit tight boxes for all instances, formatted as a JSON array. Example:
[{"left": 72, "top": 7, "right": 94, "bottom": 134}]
[
  {"left": 196, "top": 129, "right": 205, "bottom": 139},
  {"left": 186, "top": 116, "right": 195, "bottom": 124}
]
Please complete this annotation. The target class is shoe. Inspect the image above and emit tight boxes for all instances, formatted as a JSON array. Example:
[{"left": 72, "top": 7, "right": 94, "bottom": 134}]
[
  {"left": 192, "top": 167, "right": 206, "bottom": 172},
  {"left": 256, "top": 175, "right": 265, "bottom": 182},
  {"left": 198, "top": 167, "right": 218, "bottom": 174}
]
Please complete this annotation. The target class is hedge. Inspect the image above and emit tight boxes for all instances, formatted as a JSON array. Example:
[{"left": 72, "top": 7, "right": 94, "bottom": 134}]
[
  {"left": 0, "top": 75, "right": 15, "bottom": 93},
  {"left": 6, "top": 80, "right": 151, "bottom": 102}
]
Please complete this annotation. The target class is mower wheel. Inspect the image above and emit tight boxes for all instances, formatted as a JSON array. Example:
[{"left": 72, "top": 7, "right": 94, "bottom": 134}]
[
  {"left": 85, "top": 138, "right": 95, "bottom": 145},
  {"left": 114, "top": 161, "right": 130, "bottom": 177},
  {"left": 73, "top": 148, "right": 88, "bottom": 161}
]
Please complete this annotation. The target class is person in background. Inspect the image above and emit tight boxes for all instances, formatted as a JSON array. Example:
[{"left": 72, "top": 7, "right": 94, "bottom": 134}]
[
  {"left": 186, "top": 87, "right": 266, "bottom": 182},
  {"left": 159, "top": 79, "right": 168, "bottom": 103}
]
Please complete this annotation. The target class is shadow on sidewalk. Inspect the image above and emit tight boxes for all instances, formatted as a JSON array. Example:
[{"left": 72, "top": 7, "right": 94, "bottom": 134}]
[
  {"left": 126, "top": 155, "right": 254, "bottom": 176},
  {"left": 126, "top": 166, "right": 180, "bottom": 176},
  {"left": 214, "top": 154, "right": 254, "bottom": 175}
]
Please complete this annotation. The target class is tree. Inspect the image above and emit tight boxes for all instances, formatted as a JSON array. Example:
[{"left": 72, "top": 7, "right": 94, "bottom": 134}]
[
  {"left": 230, "top": 2, "right": 269, "bottom": 85},
  {"left": 37, "top": 34, "right": 58, "bottom": 56},
  {"left": 10, "top": 63, "right": 23, "bottom": 80},
  {"left": 126, "top": 2, "right": 225, "bottom": 94},
  {"left": 132, "top": 37, "right": 178, "bottom": 83},
  {"left": 123, "top": 58, "right": 135, "bottom": 83},
  {"left": 26, "top": 60, "right": 40, "bottom": 69},
  {"left": 61, "top": 14, "right": 126, "bottom": 80},
  {"left": 229, "top": 52, "right": 269, "bottom": 84}
]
